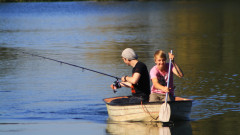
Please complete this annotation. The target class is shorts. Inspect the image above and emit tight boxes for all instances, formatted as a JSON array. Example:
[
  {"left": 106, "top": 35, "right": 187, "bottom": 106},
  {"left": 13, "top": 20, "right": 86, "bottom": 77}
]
[{"left": 149, "top": 93, "right": 175, "bottom": 102}]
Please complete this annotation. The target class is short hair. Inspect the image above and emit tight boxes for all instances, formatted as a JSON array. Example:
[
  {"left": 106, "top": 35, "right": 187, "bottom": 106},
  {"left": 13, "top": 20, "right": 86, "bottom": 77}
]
[{"left": 154, "top": 50, "right": 167, "bottom": 61}]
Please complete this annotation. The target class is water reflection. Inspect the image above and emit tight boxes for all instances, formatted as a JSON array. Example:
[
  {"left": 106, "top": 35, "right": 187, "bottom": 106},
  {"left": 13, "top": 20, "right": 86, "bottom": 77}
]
[
  {"left": 0, "top": 47, "right": 19, "bottom": 78},
  {"left": 106, "top": 120, "right": 192, "bottom": 135}
]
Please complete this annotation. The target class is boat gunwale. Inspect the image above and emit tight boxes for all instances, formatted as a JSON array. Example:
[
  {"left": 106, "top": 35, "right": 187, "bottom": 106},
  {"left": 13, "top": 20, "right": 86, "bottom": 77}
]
[{"left": 103, "top": 96, "right": 193, "bottom": 106}]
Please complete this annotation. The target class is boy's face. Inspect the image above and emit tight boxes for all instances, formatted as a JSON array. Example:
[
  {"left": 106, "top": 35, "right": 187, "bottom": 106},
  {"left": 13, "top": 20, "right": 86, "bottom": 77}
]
[{"left": 155, "top": 56, "right": 166, "bottom": 69}]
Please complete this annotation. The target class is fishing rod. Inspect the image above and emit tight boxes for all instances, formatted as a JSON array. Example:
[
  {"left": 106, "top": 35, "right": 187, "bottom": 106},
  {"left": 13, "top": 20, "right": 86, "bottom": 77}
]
[{"left": 22, "top": 52, "right": 121, "bottom": 81}]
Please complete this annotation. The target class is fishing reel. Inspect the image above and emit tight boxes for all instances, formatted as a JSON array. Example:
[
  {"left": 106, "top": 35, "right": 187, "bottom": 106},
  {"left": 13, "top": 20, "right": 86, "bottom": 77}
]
[{"left": 111, "top": 80, "right": 121, "bottom": 93}]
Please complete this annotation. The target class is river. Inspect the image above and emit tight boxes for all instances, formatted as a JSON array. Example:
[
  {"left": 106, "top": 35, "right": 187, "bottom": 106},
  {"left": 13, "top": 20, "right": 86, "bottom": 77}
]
[{"left": 0, "top": 1, "right": 239, "bottom": 135}]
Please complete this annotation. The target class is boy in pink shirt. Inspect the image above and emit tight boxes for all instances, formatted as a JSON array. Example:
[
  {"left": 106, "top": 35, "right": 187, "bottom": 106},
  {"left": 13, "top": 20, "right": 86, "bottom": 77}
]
[{"left": 149, "top": 50, "right": 184, "bottom": 102}]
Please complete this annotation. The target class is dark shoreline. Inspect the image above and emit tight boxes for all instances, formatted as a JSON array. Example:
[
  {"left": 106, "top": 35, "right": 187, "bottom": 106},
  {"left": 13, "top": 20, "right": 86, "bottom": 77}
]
[
  {"left": 1, "top": 0, "right": 127, "bottom": 3},
  {"left": 0, "top": 0, "right": 237, "bottom": 3},
  {"left": 0, "top": 0, "right": 143, "bottom": 3}
]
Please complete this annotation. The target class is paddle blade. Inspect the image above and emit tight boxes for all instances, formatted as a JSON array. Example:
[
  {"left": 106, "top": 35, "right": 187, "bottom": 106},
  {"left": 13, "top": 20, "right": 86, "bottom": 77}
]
[{"left": 159, "top": 103, "right": 171, "bottom": 122}]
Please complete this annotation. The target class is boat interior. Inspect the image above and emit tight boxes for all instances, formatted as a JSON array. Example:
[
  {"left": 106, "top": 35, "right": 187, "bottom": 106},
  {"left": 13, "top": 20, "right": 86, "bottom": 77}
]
[{"left": 104, "top": 96, "right": 193, "bottom": 105}]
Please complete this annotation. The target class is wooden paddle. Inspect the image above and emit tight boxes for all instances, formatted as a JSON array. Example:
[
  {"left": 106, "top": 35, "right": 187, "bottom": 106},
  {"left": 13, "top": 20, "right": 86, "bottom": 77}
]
[{"left": 159, "top": 50, "right": 173, "bottom": 122}]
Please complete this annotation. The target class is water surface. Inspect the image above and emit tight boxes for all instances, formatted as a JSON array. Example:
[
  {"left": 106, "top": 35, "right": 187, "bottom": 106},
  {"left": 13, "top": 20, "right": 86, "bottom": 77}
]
[{"left": 0, "top": 1, "right": 239, "bottom": 135}]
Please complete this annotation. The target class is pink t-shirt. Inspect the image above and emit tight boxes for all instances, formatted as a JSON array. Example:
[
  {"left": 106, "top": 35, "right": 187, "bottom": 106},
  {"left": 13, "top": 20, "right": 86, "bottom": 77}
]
[{"left": 150, "top": 63, "right": 174, "bottom": 95}]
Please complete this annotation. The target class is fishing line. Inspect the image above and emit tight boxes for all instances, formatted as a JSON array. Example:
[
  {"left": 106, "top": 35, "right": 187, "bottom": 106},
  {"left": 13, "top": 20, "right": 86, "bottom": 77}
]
[{"left": 22, "top": 52, "right": 121, "bottom": 80}]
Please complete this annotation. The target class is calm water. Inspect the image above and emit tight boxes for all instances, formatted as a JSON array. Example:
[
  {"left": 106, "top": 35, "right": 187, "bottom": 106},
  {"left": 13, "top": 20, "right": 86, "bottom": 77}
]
[{"left": 0, "top": 1, "right": 240, "bottom": 135}]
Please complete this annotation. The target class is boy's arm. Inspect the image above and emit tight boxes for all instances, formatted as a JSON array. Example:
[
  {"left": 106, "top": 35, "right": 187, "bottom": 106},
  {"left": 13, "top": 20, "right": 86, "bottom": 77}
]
[
  {"left": 172, "top": 60, "right": 184, "bottom": 78},
  {"left": 152, "top": 78, "right": 170, "bottom": 93},
  {"left": 120, "top": 82, "right": 132, "bottom": 88},
  {"left": 121, "top": 73, "right": 141, "bottom": 85}
]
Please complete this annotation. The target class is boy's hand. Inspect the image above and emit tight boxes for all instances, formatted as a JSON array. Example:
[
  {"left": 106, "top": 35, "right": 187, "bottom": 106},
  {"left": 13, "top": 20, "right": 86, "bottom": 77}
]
[
  {"left": 162, "top": 86, "right": 171, "bottom": 93},
  {"left": 110, "top": 84, "right": 117, "bottom": 90},
  {"left": 110, "top": 81, "right": 121, "bottom": 90},
  {"left": 168, "top": 52, "right": 174, "bottom": 61}
]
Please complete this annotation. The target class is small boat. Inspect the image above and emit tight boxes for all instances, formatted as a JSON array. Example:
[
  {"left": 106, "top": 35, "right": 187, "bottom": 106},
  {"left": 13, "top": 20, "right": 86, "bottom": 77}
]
[{"left": 104, "top": 96, "right": 193, "bottom": 122}]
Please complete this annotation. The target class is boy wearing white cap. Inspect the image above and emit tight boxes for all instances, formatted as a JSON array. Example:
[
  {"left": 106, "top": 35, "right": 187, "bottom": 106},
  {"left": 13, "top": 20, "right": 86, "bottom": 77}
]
[{"left": 111, "top": 48, "right": 150, "bottom": 103}]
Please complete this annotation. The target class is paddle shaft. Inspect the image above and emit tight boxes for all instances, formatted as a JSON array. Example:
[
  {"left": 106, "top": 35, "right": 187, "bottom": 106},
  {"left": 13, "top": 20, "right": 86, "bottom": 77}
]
[{"left": 165, "top": 50, "right": 173, "bottom": 103}]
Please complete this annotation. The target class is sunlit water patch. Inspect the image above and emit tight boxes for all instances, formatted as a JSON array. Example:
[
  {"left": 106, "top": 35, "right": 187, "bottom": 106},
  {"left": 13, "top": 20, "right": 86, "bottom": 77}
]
[{"left": 182, "top": 71, "right": 240, "bottom": 120}]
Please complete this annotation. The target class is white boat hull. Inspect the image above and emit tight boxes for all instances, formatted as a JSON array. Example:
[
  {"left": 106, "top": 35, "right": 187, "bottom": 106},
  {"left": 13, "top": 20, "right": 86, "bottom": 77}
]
[{"left": 104, "top": 96, "right": 192, "bottom": 122}]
